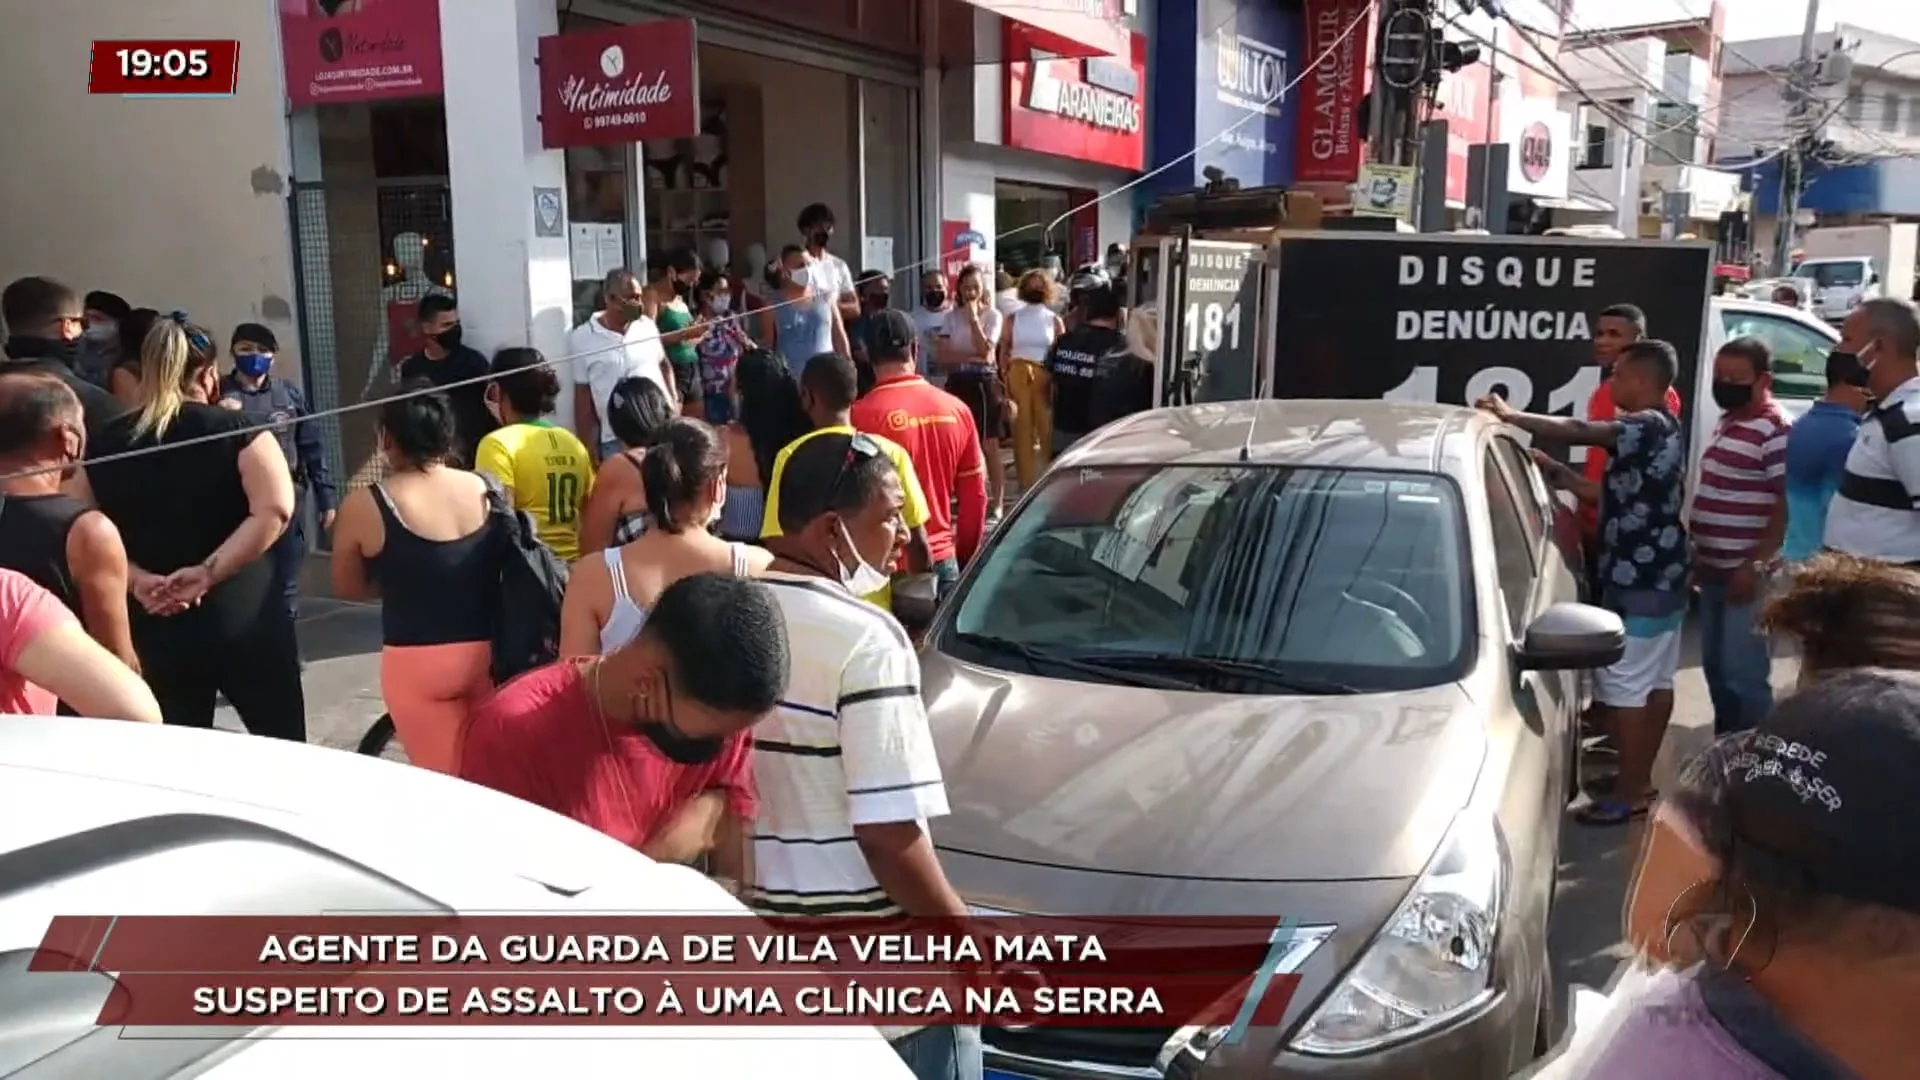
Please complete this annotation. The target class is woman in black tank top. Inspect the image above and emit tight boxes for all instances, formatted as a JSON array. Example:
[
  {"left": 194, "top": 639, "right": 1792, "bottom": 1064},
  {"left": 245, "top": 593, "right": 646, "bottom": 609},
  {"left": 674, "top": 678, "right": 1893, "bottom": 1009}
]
[
  {"left": 85, "top": 315, "right": 304, "bottom": 737},
  {"left": 330, "top": 385, "right": 501, "bottom": 773},
  {"left": 578, "top": 375, "right": 675, "bottom": 555}
]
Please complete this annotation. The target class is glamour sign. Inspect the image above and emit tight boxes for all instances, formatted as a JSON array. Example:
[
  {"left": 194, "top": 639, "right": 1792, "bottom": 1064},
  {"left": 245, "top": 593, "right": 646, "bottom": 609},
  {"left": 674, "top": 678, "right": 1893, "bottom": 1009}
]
[
  {"left": 1294, "top": 0, "right": 1373, "bottom": 183},
  {"left": 538, "top": 19, "right": 701, "bottom": 149}
]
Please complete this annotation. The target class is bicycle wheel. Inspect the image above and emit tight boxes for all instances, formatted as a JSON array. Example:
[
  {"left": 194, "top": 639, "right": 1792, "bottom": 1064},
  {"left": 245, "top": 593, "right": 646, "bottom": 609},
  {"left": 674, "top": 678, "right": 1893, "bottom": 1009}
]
[{"left": 357, "top": 713, "right": 396, "bottom": 757}]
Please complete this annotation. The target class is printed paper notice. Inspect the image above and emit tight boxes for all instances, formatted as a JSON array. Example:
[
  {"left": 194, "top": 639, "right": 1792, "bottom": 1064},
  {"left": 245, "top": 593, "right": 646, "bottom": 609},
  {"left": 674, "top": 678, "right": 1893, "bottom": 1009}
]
[
  {"left": 595, "top": 225, "right": 627, "bottom": 277},
  {"left": 863, "top": 236, "right": 895, "bottom": 277},
  {"left": 569, "top": 225, "right": 601, "bottom": 281}
]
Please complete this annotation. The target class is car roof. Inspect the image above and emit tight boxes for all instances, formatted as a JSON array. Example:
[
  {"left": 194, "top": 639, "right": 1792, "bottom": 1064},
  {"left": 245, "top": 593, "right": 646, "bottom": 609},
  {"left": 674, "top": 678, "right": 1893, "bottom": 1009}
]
[{"left": 1060, "top": 398, "right": 1488, "bottom": 476}]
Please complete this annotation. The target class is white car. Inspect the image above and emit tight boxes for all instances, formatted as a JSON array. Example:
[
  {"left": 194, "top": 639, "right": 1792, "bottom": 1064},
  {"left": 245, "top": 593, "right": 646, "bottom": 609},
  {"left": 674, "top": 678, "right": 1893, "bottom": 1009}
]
[
  {"left": 0, "top": 717, "right": 912, "bottom": 1078},
  {"left": 1700, "top": 294, "right": 1842, "bottom": 429}
]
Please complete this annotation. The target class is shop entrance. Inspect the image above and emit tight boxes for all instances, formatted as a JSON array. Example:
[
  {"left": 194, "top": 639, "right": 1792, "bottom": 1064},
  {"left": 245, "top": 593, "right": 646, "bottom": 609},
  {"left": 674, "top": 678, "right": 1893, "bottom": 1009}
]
[{"left": 995, "top": 181, "right": 1076, "bottom": 275}]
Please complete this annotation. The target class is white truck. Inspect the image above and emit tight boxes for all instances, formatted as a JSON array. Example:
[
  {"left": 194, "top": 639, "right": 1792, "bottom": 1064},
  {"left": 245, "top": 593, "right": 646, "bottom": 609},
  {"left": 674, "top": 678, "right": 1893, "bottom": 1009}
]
[{"left": 1792, "top": 222, "right": 1918, "bottom": 323}]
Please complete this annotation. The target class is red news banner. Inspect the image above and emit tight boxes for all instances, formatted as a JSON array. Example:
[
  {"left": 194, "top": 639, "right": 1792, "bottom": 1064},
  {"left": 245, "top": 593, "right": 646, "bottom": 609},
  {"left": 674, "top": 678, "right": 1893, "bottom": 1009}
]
[
  {"left": 33, "top": 916, "right": 1304, "bottom": 1029},
  {"left": 90, "top": 40, "right": 242, "bottom": 95}
]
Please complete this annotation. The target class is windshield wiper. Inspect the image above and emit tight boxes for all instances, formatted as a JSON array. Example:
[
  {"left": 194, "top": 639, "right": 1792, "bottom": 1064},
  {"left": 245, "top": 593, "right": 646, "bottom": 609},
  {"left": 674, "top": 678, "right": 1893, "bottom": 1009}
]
[
  {"left": 1077, "top": 653, "right": 1363, "bottom": 695},
  {"left": 952, "top": 633, "right": 1201, "bottom": 690}
]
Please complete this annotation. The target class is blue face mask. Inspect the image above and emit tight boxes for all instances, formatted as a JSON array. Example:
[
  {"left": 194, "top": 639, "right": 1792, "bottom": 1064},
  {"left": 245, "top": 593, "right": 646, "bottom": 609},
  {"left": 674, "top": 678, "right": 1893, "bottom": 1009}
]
[{"left": 234, "top": 352, "right": 272, "bottom": 378}]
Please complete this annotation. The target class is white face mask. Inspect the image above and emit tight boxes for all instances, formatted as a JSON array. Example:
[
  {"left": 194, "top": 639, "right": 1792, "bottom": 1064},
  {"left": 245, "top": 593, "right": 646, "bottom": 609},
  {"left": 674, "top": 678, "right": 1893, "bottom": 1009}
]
[
  {"left": 84, "top": 322, "right": 116, "bottom": 343},
  {"left": 790, "top": 265, "right": 811, "bottom": 289},
  {"left": 710, "top": 295, "right": 732, "bottom": 315},
  {"left": 708, "top": 484, "right": 728, "bottom": 528},
  {"left": 484, "top": 394, "right": 502, "bottom": 423},
  {"left": 834, "top": 520, "right": 891, "bottom": 596}
]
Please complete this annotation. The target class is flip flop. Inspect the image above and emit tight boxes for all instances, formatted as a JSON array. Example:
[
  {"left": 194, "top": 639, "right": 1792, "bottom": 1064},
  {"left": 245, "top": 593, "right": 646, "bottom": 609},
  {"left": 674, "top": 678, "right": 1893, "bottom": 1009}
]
[{"left": 1573, "top": 794, "right": 1654, "bottom": 827}]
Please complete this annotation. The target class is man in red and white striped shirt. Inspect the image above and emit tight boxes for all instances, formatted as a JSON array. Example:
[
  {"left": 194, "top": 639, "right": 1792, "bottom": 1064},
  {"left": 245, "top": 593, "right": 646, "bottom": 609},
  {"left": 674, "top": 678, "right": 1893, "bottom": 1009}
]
[{"left": 1690, "top": 336, "right": 1791, "bottom": 735}]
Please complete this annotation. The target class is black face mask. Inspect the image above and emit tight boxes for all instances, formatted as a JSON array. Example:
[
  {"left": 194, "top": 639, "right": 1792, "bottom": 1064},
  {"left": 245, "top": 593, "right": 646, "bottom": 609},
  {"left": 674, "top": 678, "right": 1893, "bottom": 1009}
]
[
  {"left": 672, "top": 278, "right": 693, "bottom": 298},
  {"left": 1710, "top": 380, "right": 1754, "bottom": 411},
  {"left": 809, "top": 230, "right": 832, "bottom": 249},
  {"left": 433, "top": 326, "right": 463, "bottom": 350},
  {"left": 635, "top": 719, "right": 725, "bottom": 765},
  {"left": 5, "top": 335, "right": 81, "bottom": 368},
  {"left": 924, "top": 291, "right": 946, "bottom": 308},
  {"left": 1826, "top": 350, "right": 1872, "bottom": 389}
]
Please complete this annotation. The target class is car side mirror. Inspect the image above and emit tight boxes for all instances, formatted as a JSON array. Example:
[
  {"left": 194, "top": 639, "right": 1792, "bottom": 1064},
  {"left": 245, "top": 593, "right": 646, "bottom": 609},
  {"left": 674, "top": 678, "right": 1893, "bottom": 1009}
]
[{"left": 1518, "top": 603, "right": 1625, "bottom": 671}]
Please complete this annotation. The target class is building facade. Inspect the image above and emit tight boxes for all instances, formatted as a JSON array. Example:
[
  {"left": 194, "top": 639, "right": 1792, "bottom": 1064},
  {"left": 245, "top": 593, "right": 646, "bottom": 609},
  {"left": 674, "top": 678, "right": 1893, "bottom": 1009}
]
[{"left": 1719, "top": 22, "right": 1920, "bottom": 258}]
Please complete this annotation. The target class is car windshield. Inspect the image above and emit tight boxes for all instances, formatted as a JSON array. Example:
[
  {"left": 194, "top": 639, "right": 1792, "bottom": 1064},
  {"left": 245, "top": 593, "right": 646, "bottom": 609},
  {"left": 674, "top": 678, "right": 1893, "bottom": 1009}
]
[
  {"left": 941, "top": 465, "right": 1472, "bottom": 694},
  {"left": 1801, "top": 261, "right": 1865, "bottom": 287}
]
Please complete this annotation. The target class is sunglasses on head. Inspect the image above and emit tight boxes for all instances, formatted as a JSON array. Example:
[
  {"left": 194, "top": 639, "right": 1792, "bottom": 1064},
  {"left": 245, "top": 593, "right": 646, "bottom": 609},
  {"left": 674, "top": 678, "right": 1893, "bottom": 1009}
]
[{"left": 827, "top": 433, "right": 883, "bottom": 503}]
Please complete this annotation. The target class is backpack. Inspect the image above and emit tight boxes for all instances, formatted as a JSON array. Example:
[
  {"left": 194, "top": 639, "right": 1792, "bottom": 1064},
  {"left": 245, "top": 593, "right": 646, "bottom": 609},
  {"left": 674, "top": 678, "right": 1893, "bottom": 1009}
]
[{"left": 482, "top": 476, "right": 569, "bottom": 684}]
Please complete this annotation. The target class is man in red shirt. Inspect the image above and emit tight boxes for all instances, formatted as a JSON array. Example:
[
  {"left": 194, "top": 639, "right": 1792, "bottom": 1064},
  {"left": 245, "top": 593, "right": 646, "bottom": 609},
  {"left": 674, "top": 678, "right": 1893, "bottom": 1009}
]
[
  {"left": 850, "top": 309, "right": 989, "bottom": 596},
  {"left": 1580, "top": 303, "right": 1683, "bottom": 590},
  {"left": 459, "top": 573, "right": 788, "bottom": 881}
]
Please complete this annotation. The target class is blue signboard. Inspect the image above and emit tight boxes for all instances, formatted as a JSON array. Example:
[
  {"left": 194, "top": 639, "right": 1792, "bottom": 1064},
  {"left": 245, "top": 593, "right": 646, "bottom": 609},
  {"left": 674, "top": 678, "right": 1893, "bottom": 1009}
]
[{"left": 1149, "top": 0, "right": 1303, "bottom": 191}]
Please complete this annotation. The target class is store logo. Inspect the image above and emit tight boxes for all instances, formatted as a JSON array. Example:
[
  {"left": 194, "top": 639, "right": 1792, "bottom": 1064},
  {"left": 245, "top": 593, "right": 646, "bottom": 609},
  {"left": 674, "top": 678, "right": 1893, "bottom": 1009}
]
[
  {"left": 1025, "top": 49, "right": 1141, "bottom": 133},
  {"left": 600, "top": 45, "right": 624, "bottom": 78},
  {"left": 556, "top": 61, "right": 675, "bottom": 117},
  {"left": 1215, "top": 31, "right": 1286, "bottom": 118},
  {"left": 1520, "top": 121, "right": 1552, "bottom": 182}
]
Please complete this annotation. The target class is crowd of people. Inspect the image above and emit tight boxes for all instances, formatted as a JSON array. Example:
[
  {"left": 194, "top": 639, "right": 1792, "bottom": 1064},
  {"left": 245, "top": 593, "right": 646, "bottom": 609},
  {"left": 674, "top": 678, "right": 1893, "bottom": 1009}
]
[{"left": 0, "top": 218, "right": 1157, "bottom": 1076}]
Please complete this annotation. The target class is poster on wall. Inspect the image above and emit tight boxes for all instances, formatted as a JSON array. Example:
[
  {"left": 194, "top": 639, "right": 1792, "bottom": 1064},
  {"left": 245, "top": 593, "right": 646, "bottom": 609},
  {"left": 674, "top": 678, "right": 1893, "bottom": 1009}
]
[
  {"left": 538, "top": 19, "right": 701, "bottom": 149},
  {"left": 1267, "top": 235, "right": 1713, "bottom": 457},
  {"left": 279, "top": 0, "right": 443, "bottom": 106}
]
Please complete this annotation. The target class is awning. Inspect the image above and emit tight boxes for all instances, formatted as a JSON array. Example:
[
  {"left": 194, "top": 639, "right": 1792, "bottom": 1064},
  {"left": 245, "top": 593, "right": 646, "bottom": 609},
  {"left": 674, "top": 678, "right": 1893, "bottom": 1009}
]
[
  {"left": 1532, "top": 193, "right": 1615, "bottom": 214},
  {"left": 957, "top": 0, "right": 1128, "bottom": 58}
]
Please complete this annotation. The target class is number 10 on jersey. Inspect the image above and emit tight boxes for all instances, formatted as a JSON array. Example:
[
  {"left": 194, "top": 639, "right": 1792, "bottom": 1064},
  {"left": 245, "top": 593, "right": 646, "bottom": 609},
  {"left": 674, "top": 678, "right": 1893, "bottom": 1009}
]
[{"left": 1185, "top": 302, "right": 1243, "bottom": 352}]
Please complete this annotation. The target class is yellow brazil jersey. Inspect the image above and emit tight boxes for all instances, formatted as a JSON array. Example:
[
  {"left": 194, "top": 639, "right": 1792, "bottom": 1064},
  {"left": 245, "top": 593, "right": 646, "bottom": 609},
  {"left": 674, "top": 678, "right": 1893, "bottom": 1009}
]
[
  {"left": 474, "top": 420, "right": 595, "bottom": 562},
  {"left": 761, "top": 425, "right": 930, "bottom": 609}
]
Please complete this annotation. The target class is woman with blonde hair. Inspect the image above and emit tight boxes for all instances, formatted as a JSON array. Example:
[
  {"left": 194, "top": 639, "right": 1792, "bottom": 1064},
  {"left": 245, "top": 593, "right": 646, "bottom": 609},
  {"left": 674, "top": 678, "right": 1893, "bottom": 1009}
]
[{"left": 86, "top": 313, "right": 302, "bottom": 737}]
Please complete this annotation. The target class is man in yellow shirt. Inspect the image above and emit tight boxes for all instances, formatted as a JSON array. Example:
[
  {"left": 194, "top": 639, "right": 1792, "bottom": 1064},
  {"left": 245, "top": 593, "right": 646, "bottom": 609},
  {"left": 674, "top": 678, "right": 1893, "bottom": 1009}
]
[
  {"left": 474, "top": 348, "right": 595, "bottom": 561},
  {"left": 763, "top": 353, "right": 931, "bottom": 608}
]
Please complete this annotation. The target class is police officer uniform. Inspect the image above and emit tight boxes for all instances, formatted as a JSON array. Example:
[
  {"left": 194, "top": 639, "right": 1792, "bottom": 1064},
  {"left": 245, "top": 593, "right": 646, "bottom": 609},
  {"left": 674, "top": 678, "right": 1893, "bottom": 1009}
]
[{"left": 221, "top": 324, "right": 336, "bottom": 620}]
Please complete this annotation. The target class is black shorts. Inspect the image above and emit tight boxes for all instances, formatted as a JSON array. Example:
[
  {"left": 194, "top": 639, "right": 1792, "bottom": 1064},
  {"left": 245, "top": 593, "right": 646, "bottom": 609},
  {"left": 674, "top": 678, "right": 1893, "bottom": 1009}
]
[
  {"left": 671, "top": 361, "right": 700, "bottom": 404},
  {"left": 946, "top": 369, "right": 1009, "bottom": 441}
]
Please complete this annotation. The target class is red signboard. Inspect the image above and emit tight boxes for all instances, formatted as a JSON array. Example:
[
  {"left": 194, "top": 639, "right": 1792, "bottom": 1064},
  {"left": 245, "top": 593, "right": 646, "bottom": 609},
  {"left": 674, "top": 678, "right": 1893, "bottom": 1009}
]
[
  {"left": 538, "top": 19, "right": 701, "bottom": 149},
  {"left": 1004, "top": 23, "right": 1147, "bottom": 172},
  {"left": 941, "top": 220, "right": 984, "bottom": 290},
  {"left": 1293, "top": 0, "right": 1374, "bottom": 184},
  {"left": 1436, "top": 60, "right": 1492, "bottom": 203},
  {"left": 963, "top": 0, "right": 1131, "bottom": 59},
  {"left": 278, "top": 0, "right": 441, "bottom": 107}
]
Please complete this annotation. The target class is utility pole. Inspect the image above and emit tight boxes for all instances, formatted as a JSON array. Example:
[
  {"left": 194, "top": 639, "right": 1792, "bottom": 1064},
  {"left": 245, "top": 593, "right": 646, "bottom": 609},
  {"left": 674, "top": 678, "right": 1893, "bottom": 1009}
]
[{"left": 1774, "top": 0, "right": 1821, "bottom": 274}]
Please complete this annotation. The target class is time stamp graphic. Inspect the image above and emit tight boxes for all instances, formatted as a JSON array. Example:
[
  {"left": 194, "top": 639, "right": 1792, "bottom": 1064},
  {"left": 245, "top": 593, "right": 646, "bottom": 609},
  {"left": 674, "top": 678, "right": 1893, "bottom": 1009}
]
[{"left": 89, "top": 41, "right": 243, "bottom": 96}]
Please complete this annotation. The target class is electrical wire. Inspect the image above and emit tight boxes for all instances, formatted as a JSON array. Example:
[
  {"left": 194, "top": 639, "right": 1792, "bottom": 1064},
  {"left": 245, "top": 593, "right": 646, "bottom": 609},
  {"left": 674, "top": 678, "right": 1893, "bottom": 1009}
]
[{"left": 3, "top": 2, "right": 1382, "bottom": 486}]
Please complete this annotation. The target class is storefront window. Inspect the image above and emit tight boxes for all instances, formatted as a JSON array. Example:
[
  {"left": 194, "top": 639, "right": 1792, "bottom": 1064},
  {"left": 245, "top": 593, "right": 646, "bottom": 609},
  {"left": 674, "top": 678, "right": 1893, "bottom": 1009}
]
[
  {"left": 996, "top": 181, "right": 1075, "bottom": 276},
  {"left": 565, "top": 144, "right": 638, "bottom": 325},
  {"left": 642, "top": 102, "right": 731, "bottom": 275}
]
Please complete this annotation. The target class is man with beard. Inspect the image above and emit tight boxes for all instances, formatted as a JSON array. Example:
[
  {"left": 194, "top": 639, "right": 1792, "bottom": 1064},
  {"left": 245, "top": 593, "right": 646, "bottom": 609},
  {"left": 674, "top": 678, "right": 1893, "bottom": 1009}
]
[{"left": 0, "top": 371, "right": 138, "bottom": 673}]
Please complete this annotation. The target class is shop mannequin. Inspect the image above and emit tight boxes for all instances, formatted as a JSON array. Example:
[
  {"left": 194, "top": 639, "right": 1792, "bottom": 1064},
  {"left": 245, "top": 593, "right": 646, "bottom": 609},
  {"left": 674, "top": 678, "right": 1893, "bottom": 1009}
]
[
  {"left": 742, "top": 242, "right": 768, "bottom": 295},
  {"left": 365, "top": 231, "right": 450, "bottom": 398},
  {"left": 704, "top": 237, "right": 731, "bottom": 277}
]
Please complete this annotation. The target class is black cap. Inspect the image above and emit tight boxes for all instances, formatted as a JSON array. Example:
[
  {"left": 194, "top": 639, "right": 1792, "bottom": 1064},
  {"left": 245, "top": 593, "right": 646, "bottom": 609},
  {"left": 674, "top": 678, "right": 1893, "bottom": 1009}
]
[
  {"left": 231, "top": 322, "right": 279, "bottom": 352},
  {"left": 83, "top": 291, "right": 131, "bottom": 320},
  {"left": 1677, "top": 668, "right": 1920, "bottom": 913},
  {"left": 869, "top": 309, "right": 917, "bottom": 362}
]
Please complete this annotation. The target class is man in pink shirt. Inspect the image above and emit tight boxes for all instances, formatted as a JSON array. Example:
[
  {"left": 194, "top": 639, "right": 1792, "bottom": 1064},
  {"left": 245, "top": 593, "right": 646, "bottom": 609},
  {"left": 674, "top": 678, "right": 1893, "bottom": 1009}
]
[{"left": 0, "top": 568, "right": 158, "bottom": 721}]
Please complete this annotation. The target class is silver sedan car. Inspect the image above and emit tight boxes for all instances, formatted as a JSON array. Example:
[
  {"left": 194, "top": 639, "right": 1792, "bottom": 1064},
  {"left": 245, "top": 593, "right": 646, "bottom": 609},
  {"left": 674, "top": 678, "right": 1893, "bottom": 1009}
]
[{"left": 920, "top": 400, "right": 1625, "bottom": 1079}]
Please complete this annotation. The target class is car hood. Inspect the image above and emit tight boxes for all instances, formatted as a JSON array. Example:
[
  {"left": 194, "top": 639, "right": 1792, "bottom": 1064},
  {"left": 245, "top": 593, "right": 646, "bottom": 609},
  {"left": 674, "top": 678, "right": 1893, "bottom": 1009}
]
[{"left": 921, "top": 654, "right": 1486, "bottom": 881}]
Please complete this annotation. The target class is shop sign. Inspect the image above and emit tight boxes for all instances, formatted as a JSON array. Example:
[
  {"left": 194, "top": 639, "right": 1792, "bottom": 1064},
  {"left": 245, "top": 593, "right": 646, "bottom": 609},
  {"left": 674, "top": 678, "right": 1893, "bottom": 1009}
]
[
  {"left": 1436, "top": 58, "right": 1492, "bottom": 204},
  {"left": 941, "top": 222, "right": 988, "bottom": 288},
  {"left": 537, "top": 19, "right": 701, "bottom": 149},
  {"left": 1498, "top": 93, "right": 1571, "bottom": 200},
  {"left": 278, "top": 0, "right": 442, "bottom": 107},
  {"left": 1004, "top": 23, "right": 1147, "bottom": 171},
  {"left": 1185, "top": 0, "right": 1302, "bottom": 188},
  {"left": 1293, "top": 0, "right": 1374, "bottom": 184}
]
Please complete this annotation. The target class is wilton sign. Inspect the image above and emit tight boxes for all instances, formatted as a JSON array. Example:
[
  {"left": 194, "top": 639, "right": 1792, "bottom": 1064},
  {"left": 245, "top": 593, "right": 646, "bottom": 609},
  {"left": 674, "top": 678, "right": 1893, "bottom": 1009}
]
[{"left": 538, "top": 19, "right": 700, "bottom": 149}]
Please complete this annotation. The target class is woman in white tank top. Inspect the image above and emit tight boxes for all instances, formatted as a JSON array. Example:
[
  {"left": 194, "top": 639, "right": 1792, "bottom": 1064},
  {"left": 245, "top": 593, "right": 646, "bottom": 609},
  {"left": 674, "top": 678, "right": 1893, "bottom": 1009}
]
[
  {"left": 558, "top": 418, "right": 772, "bottom": 656},
  {"left": 998, "top": 270, "right": 1066, "bottom": 492}
]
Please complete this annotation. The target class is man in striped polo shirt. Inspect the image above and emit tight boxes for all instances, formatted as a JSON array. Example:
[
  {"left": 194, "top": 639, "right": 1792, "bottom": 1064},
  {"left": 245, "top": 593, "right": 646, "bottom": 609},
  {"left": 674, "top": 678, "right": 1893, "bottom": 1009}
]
[
  {"left": 1824, "top": 298, "right": 1920, "bottom": 564},
  {"left": 1691, "top": 336, "right": 1791, "bottom": 735},
  {"left": 750, "top": 431, "right": 977, "bottom": 1079}
]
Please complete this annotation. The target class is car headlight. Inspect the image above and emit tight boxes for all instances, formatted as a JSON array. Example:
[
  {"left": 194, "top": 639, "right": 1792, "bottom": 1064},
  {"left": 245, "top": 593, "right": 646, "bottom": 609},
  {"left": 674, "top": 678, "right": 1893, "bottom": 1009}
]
[{"left": 1288, "top": 813, "right": 1509, "bottom": 1055}]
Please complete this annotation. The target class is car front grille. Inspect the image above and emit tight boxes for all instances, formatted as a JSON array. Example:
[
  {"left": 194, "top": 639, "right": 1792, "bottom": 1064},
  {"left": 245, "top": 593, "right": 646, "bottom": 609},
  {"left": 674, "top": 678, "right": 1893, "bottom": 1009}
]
[{"left": 985, "top": 1024, "right": 1180, "bottom": 1072}]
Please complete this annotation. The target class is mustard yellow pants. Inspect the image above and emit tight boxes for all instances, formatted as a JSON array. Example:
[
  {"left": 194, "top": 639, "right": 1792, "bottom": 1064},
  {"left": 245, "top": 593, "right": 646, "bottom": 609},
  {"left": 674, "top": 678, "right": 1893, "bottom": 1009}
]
[{"left": 1006, "top": 358, "right": 1052, "bottom": 490}]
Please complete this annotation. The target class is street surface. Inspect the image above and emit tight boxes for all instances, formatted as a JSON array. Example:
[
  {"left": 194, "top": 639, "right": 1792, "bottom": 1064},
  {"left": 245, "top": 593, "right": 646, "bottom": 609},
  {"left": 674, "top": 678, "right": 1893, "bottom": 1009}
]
[{"left": 246, "top": 598, "right": 1798, "bottom": 1030}]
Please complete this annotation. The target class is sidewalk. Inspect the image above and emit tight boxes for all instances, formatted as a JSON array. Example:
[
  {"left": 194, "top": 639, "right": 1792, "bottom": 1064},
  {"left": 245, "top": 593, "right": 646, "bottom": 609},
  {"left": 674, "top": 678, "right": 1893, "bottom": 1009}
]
[{"left": 212, "top": 597, "right": 386, "bottom": 751}]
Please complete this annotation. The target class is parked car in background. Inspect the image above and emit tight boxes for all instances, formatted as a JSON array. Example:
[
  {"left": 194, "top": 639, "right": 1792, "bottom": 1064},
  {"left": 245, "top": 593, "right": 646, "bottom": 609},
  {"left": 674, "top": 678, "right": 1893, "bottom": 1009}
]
[
  {"left": 0, "top": 717, "right": 911, "bottom": 1079},
  {"left": 1707, "top": 295, "right": 1842, "bottom": 422},
  {"left": 921, "top": 401, "right": 1624, "bottom": 1080}
]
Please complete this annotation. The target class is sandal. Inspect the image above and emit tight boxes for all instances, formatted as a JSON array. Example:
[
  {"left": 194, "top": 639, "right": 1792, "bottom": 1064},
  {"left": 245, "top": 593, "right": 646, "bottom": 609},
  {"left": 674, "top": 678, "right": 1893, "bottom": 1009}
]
[{"left": 1573, "top": 793, "right": 1654, "bottom": 826}]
